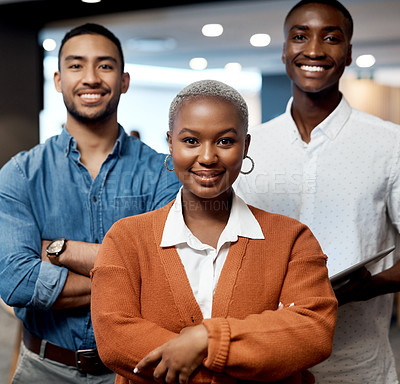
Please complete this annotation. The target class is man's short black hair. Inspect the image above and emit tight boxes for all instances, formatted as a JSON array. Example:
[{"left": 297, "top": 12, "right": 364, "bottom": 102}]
[
  {"left": 58, "top": 23, "right": 125, "bottom": 73},
  {"left": 284, "top": 0, "right": 354, "bottom": 40}
]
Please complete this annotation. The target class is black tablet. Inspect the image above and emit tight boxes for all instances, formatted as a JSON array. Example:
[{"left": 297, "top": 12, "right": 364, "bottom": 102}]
[{"left": 330, "top": 245, "right": 395, "bottom": 285}]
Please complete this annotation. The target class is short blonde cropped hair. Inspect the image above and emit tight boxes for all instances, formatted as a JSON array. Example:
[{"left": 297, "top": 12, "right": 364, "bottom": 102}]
[{"left": 169, "top": 79, "right": 248, "bottom": 133}]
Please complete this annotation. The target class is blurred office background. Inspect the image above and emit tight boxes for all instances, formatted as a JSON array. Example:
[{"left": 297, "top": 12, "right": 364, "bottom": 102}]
[
  {"left": 0, "top": 0, "right": 400, "bottom": 382},
  {"left": 1, "top": 0, "right": 400, "bottom": 161}
]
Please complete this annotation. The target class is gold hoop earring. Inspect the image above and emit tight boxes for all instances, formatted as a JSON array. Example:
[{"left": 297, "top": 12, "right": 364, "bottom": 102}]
[
  {"left": 164, "top": 154, "right": 174, "bottom": 172},
  {"left": 240, "top": 155, "right": 255, "bottom": 175}
]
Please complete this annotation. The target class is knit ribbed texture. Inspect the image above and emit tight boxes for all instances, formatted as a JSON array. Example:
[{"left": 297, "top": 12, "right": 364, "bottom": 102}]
[{"left": 203, "top": 318, "right": 231, "bottom": 372}]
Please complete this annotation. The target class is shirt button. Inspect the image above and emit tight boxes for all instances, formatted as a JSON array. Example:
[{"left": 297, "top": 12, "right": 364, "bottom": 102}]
[{"left": 93, "top": 196, "right": 97, "bottom": 202}]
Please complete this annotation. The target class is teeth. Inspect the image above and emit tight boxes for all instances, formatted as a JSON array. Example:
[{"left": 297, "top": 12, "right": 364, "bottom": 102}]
[
  {"left": 195, "top": 173, "right": 218, "bottom": 180},
  {"left": 301, "top": 65, "right": 325, "bottom": 72},
  {"left": 80, "top": 94, "right": 101, "bottom": 99}
]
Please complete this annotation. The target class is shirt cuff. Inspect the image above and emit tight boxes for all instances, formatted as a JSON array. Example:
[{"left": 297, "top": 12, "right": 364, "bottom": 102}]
[{"left": 30, "top": 261, "right": 68, "bottom": 310}]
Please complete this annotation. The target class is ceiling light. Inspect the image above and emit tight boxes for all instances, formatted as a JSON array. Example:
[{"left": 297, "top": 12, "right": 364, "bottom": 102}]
[
  {"left": 42, "top": 38, "right": 57, "bottom": 52},
  {"left": 250, "top": 33, "right": 271, "bottom": 47},
  {"left": 224, "top": 62, "right": 242, "bottom": 73},
  {"left": 189, "top": 57, "right": 208, "bottom": 70},
  {"left": 202, "top": 24, "right": 223, "bottom": 37},
  {"left": 81, "top": 0, "right": 101, "bottom": 3},
  {"left": 356, "top": 54, "right": 376, "bottom": 68}
]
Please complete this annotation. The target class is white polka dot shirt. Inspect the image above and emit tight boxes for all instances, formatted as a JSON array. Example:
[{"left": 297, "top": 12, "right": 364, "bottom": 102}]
[{"left": 236, "top": 97, "right": 400, "bottom": 383}]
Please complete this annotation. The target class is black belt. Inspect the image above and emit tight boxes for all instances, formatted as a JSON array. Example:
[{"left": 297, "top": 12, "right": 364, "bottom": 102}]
[{"left": 22, "top": 327, "right": 112, "bottom": 375}]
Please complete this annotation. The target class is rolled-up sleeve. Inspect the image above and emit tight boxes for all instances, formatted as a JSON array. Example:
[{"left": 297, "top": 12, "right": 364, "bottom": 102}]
[
  {"left": 31, "top": 261, "right": 68, "bottom": 310},
  {"left": 0, "top": 157, "right": 67, "bottom": 310}
]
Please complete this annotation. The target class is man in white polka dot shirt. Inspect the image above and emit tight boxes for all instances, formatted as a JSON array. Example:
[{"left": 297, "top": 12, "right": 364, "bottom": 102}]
[{"left": 236, "top": 0, "right": 400, "bottom": 383}]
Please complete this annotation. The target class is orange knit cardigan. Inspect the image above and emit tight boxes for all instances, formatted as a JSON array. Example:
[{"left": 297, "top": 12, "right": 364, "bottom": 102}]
[{"left": 91, "top": 201, "right": 337, "bottom": 384}]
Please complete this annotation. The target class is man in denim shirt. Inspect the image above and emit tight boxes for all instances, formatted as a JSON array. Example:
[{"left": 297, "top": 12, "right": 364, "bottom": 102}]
[{"left": 0, "top": 24, "right": 180, "bottom": 384}]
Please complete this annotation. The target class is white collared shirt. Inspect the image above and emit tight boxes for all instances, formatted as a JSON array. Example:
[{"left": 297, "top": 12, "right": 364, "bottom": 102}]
[
  {"left": 236, "top": 96, "right": 400, "bottom": 383},
  {"left": 161, "top": 188, "right": 264, "bottom": 319}
]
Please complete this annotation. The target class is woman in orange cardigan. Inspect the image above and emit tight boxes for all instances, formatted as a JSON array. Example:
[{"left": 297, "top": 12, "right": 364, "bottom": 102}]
[{"left": 91, "top": 80, "right": 337, "bottom": 384}]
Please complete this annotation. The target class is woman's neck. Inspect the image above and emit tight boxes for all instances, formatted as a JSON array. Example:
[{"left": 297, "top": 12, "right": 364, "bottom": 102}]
[{"left": 181, "top": 189, "right": 232, "bottom": 248}]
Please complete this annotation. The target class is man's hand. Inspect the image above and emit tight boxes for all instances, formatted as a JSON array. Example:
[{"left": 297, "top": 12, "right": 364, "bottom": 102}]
[
  {"left": 333, "top": 267, "right": 376, "bottom": 306},
  {"left": 334, "top": 258, "right": 400, "bottom": 306},
  {"left": 134, "top": 324, "right": 208, "bottom": 384}
]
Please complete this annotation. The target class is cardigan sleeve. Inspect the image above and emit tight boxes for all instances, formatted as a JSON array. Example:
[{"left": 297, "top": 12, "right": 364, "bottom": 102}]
[
  {"left": 203, "top": 224, "right": 337, "bottom": 382},
  {"left": 91, "top": 219, "right": 178, "bottom": 382}
]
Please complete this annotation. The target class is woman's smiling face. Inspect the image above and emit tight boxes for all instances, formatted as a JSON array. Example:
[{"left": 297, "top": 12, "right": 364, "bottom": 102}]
[{"left": 168, "top": 96, "right": 250, "bottom": 202}]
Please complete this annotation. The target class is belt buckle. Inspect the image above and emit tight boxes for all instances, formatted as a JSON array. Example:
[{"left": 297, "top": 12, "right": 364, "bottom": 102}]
[{"left": 75, "top": 348, "right": 102, "bottom": 374}]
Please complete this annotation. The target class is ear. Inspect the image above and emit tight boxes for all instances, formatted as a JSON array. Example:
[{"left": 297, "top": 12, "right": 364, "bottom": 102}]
[
  {"left": 244, "top": 133, "right": 251, "bottom": 158},
  {"left": 281, "top": 43, "right": 286, "bottom": 64},
  {"left": 346, "top": 44, "right": 353, "bottom": 67},
  {"left": 167, "top": 131, "right": 173, "bottom": 154},
  {"left": 121, "top": 72, "right": 130, "bottom": 94},
  {"left": 54, "top": 71, "right": 62, "bottom": 93}
]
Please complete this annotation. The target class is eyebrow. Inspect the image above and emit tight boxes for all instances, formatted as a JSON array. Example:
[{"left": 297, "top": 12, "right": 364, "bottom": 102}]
[
  {"left": 64, "top": 55, "right": 118, "bottom": 64},
  {"left": 324, "top": 26, "right": 344, "bottom": 33},
  {"left": 290, "top": 25, "right": 344, "bottom": 33},
  {"left": 177, "top": 128, "right": 239, "bottom": 136},
  {"left": 290, "top": 25, "right": 308, "bottom": 32}
]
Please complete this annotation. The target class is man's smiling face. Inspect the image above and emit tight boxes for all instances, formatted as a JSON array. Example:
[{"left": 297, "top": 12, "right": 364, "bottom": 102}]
[
  {"left": 54, "top": 33, "right": 129, "bottom": 124},
  {"left": 282, "top": 2, "right": 352, "bottom": 95}
]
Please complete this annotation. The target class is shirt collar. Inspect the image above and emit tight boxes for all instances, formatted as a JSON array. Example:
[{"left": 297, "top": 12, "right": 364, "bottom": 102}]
[
  {"left": 286, "top": 94, "right": 352, "bottom": 143},
  {"left": 60, "top": 124, "right": 127, "bottom": 158},
  {"left": 161, "top": 187, "right": 264, "bottom": 251}
]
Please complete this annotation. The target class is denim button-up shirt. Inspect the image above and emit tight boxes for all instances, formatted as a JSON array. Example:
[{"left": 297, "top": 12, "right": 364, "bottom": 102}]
[{"left": 0, "top": 126, "right": 180, "bottom": 350}]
